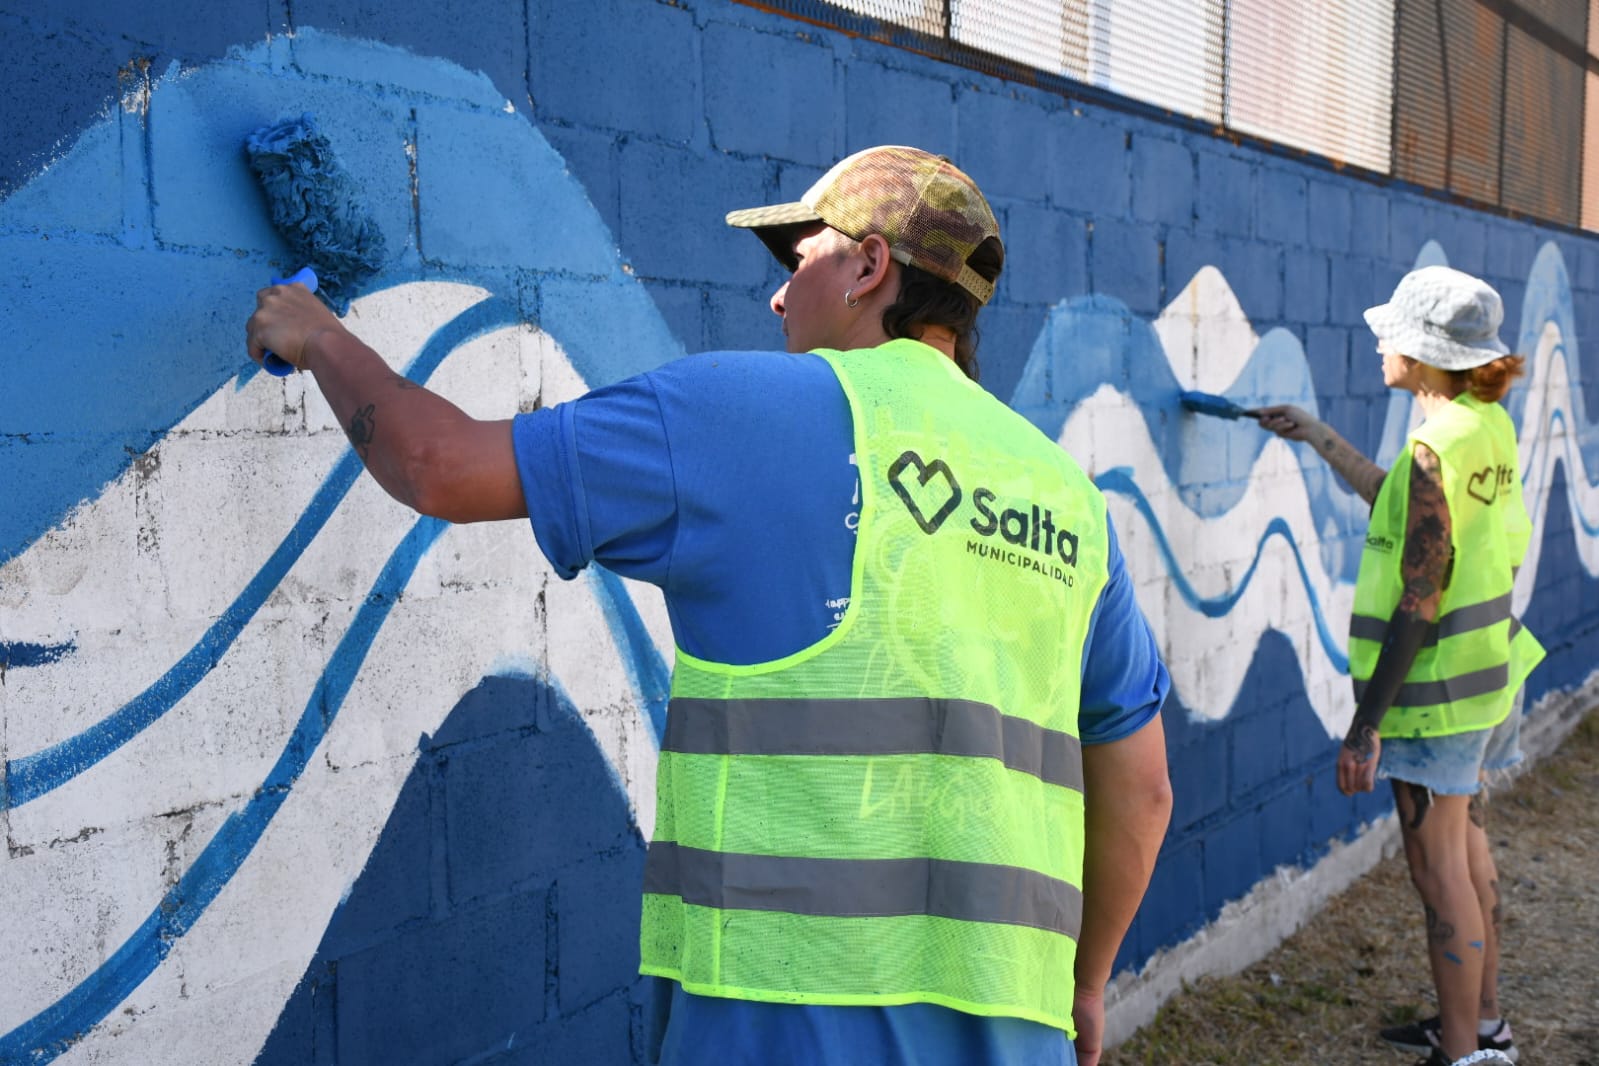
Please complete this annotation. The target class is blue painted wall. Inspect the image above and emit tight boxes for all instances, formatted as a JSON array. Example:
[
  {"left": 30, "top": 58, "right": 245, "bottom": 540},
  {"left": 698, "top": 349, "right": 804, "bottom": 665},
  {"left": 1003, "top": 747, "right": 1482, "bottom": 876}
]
[{"left": 5, "top": 0, "right": 1598, "bottom": 1061}]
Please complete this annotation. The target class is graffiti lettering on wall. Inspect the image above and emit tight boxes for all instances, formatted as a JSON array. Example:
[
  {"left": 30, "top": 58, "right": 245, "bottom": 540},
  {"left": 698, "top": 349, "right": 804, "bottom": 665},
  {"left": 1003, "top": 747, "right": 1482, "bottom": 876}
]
[{"left": 2, "top": 28, "right": 1596, "bottom": 1065}]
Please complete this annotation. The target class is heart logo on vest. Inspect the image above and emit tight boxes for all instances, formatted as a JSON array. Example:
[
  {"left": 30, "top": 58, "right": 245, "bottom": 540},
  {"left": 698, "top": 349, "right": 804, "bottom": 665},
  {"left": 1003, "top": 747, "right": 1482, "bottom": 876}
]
[
  {"left": 888, "top": 450, "right": 962, "bottom": 534},
  {"left": 1466, "top": 466, "right": 1495, "bottom": 505}
]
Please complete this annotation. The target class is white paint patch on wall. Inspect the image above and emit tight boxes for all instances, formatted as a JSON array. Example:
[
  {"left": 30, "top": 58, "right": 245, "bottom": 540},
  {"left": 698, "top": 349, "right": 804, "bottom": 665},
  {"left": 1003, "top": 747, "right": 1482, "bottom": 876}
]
[{"left": 0, "top": 281, "right": 669, "bottom": 1062}]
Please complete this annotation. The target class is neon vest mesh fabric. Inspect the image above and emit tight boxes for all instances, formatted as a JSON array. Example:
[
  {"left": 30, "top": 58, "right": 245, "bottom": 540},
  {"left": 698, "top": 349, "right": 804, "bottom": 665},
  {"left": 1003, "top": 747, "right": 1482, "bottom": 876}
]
[
  {"left": 1349, "top": 394, "right": 1544, "bottom": 737},
  {"left": 638, "top": 339, "right": 1112, "bottom": 1033}
]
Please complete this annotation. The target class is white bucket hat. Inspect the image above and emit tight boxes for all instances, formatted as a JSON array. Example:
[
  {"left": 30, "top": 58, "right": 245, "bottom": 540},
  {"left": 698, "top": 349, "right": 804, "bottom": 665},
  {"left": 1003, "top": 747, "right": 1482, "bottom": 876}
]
[{"left": 1363, "top": 265, "right": 1510, "bottom": 371}]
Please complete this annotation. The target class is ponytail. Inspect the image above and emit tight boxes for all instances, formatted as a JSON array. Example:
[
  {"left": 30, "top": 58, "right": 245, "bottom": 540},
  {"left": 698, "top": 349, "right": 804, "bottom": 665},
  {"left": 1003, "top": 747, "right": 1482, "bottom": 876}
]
[{"left": 1455, "top": 355, "right": 1526, "bottom": 404}]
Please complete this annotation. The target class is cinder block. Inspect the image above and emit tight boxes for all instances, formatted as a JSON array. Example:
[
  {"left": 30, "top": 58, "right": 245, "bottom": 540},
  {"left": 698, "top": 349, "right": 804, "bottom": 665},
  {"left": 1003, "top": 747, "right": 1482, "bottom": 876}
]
[
  {"left": 974, "top": 303, "right": 1046, "bottom": 405},
  {"left": 705, "top": 24, "right": 837, "bottom": 164},
  {"left": 1228, "top": 707, "right": 1285, "bottom": 798},
  {"left": 1202, "top": 813, "right": 1261, "bottom": 907},
  {"left": 515, "top": 989, "right": 635, "bottom": 1066},
  {"left": 1485, "top": 223, "right": 1537, "bottom": 280},
  {"left": 1255, "top": 167, "right": 1307, "bottom": 245},
  {"left": 1283, "top": 248, "right": 1329, "bottom": 324},
  {"left": 1131, "top": 135, "right": 1195, "bottom": 227},
  {"left": 1258, "top": 779, "right": 1314, "bottom": 870},
  {"left": 541, "top": 123, "right": 622, "bottom": 246},
  {"left": 1348, "top": 187, "right": 1389, "bottom": 258},
  {"left": 558, "top": 850, "right": 648, "bottom": 1012},
  {"left": 1306, "top": 180, "right": 1353, "bottom": 253},
  {"left": 1304, "top": 325, "right": 1349, "bottom": 397},
  {"left": 1441, "top": 212, "right": 1488, "bottom": 275},
  {"left": 529, "top": 0, "right": 700, "bottom": 143},
  {"left": 705, "top": 284, "right": 783, "bottom": 353},
  {"left": 1049, "top": 115, "right": 1130, "bottom": 218},
  {"left": 335, "top": 890, "right": 547, "bottom": 1065},
  {"left": 1328, "top": 255, "right": 1380, "bottom": 327},
  {"left": 417, "top": 105, "right": 615, "bottom": 275},
  {"left": 1167, "top": 725, "right": 1230, "bottom": 829},
  {"left": 1003, "top": 201, "right": 1089, "bottom": 305},
  {"left": 1388, "top": 198, "right": 1430, "bottom": 265},
  {"left": 644, "top": 280, "right": 705, "bottom": 352},
  {"left": 844, "top": 61, "right": 956, "bottom": 155},
  {"left": 1091, "top": 218, "right": 1162, "bottom": 314},
  {"left": 618, "top": 141, "right": 772, "bottom": 285},
  {"left": 445, "top": 705, "right": 635, "bottom": 904},
  {"left": 957, "top": 88, "right": 1052, "bottom": 202},
  {"left": 1195, "top": 148, "right": 1253, "bottom": 237}
]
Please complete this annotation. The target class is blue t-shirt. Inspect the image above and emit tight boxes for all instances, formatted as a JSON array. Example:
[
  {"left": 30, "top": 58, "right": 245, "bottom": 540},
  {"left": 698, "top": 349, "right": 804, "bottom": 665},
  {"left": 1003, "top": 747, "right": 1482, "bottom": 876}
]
[{"left": 513, "top": 349, "right": 1170, "bottom": 1065}]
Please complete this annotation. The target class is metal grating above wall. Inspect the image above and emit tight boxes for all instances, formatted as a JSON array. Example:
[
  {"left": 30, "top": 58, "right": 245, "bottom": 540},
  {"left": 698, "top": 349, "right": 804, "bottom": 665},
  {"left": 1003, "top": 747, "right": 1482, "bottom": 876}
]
[{"left": 750, "top": 0, "right": 1599, "bottom": 231}]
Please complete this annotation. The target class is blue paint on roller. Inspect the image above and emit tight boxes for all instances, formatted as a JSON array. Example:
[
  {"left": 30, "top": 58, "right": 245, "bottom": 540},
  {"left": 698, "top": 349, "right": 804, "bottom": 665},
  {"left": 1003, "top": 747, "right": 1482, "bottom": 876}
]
[
  {"left": 1180, "top": 390, "right": 1262, "bottom": 420},
  {"left": 244, "top": 112, "right": 387, "bottom": 316}
]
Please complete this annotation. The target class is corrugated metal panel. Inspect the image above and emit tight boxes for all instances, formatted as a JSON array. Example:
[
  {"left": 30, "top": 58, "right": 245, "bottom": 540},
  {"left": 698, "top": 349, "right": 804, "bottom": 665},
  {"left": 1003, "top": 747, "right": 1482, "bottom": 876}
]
[
  {"left": 1393, "top": 0, "right": 1506, "bottom": 205},
  {"left": 1225, "top": 0, "right": 1395, "bottom": 172},
  {"left": 752, "top": 0, "right": 1599, "bottom": 231},
  {"left": 1502, "top": 20, "right": 1584, "bottom": 224}
]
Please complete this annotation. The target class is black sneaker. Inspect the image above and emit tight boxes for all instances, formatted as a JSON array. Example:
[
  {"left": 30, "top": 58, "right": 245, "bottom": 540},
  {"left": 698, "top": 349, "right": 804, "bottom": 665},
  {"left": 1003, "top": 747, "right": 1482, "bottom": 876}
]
[{"left": 1382, "top": 1015, "right": 1519, "bottom": 1062}]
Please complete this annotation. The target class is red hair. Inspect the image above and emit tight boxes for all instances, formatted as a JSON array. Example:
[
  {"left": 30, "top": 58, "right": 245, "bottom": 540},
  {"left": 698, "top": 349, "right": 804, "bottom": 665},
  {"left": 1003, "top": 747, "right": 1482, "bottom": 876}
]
[{"left": 1453, "top": 355, "right": 1526, "bottom": 404}]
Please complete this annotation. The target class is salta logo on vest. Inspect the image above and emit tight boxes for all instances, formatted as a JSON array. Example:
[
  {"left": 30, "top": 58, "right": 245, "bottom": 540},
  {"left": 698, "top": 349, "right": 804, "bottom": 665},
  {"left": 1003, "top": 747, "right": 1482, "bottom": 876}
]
[
  {"left": 1466, "top": 463, "right": 1515, "bottom": 506},
  {"left": 886, "top": 450, "right": 1081, "bottom": 587}
]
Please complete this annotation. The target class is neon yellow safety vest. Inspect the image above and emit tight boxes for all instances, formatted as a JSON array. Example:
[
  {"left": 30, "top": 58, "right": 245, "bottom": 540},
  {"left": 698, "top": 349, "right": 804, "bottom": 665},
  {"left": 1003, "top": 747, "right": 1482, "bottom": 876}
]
[
  {"left": 638, "top": 338, "right": 1112, "bottom": 1033},
  {"left": 1349, "top": 393, "right": 1543, "bottom": 737}
]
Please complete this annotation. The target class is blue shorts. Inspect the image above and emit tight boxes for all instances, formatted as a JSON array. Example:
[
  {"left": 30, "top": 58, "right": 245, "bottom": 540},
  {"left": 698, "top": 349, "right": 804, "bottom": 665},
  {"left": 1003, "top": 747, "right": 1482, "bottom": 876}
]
[{"left": 1377, "top": 689, "right": 1526, "bottom": 795}]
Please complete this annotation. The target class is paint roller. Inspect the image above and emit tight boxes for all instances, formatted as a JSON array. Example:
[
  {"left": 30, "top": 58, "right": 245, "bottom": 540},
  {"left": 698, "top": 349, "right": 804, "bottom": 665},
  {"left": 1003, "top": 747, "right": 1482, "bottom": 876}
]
[
  {"left": 1179, "top": 390, "right": 1262, "bottom": 421},
  {"left": 244, "top": 113, "right": 387, "bottom": 375}
]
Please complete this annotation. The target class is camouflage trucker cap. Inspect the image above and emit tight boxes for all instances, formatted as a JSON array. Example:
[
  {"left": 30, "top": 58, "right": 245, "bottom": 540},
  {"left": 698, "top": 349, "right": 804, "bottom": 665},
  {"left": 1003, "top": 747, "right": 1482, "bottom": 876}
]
[{"left": 725, "top": 145, "right": 1002, "bottom": 305}]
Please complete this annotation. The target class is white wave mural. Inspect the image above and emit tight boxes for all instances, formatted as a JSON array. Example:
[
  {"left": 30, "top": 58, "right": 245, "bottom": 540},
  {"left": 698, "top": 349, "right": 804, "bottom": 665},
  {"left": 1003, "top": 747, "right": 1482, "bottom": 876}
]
[{"left": 4, "top": 24, "right": 1598, "bottom": 1066}]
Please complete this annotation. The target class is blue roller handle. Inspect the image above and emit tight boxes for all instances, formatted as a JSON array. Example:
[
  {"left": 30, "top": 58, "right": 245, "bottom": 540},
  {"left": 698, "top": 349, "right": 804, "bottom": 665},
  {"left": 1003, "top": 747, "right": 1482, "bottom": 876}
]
[{"left": 260, "top": 266, "right": 320, "bottom": 376}]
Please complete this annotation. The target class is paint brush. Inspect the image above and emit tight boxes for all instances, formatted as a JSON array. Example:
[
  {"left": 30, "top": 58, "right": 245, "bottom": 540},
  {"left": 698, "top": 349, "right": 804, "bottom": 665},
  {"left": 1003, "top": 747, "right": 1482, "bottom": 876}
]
[
  {"left": 1179, "top": 390, "right": 1262, "bottom": 421},
  {"left": 245, "top": 113, "right": 387, "bottom": 375}
]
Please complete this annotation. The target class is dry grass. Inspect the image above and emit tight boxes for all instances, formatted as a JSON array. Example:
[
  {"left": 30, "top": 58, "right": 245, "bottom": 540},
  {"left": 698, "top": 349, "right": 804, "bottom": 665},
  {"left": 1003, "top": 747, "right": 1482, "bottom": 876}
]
[{"left": 1105, "top": 711, "right": 1599, "bottom": 1066}]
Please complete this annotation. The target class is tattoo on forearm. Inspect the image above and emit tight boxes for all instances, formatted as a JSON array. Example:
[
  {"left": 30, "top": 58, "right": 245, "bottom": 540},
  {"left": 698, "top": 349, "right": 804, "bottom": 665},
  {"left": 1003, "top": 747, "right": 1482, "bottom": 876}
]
[
  {"left": 1343, "top": 721, "right": 1377, "bottom": 760},
  {"left": 347, "top": 403, "right": 376, "bottom": 459},
  {"left": 1405, "top": 781, "right": 1432, "bottom": 829},
  {"left": 1319, "top": 431, "right": 1386, "bottom": 504}
]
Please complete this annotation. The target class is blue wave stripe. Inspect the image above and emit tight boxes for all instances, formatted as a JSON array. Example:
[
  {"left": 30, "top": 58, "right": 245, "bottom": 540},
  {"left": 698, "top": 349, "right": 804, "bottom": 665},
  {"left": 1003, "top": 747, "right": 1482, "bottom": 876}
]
[
  {"left": 0, "top": 516, "right": 449, "bottom": 1063},
  {"left": 0, "top": 641, "right": 76, "bottom": 669},
  {"left": 1096, "top": 468, "right": 1350, "bottom": 674},
  {"left": 2, "top": 295, "right": 521, "bottom": 811}
]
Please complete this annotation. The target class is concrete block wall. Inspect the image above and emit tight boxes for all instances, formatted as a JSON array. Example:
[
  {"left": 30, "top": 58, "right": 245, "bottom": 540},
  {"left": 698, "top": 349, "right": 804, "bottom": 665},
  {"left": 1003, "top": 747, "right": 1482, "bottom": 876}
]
[{"left": 4, "top": 0, "right": 1598, "bottom": 1061}]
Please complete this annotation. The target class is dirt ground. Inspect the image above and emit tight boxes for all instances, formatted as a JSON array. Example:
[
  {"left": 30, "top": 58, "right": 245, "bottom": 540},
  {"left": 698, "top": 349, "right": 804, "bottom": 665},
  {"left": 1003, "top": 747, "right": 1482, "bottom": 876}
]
[{"left": 1104, "top": 710, "right": 1599, "bottom": 1066}]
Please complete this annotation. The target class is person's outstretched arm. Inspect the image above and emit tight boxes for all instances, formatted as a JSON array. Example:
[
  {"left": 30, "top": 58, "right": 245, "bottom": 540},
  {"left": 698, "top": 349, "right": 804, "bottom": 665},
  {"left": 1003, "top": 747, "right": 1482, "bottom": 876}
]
[
  {"left": 246, "top": 282, "right": 526, "bottom": 523},
  {"left": 1338, "top": 442, "right": 1451, "bottom": 793},
  {"left": 1255, "top": 404, "right": 1387, "bottom": 506},
  {"left": 1073, "top": 714, "right": 1172, "bottom": 1066}
]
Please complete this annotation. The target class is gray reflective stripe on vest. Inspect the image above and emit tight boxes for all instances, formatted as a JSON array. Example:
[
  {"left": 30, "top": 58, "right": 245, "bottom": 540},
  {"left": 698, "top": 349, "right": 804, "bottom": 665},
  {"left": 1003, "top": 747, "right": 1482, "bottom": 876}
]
[
  {"left": 1353, "top": 662, "right": 1509, "bottom": 708},
  {"left": 643, "top": 842, "right": 1083, "bottom": 937},
  {"left": 665, "top": 697, "right": 1083, "bottom": 792},
  {"left": 1348, "top": 592, "right": 1514, "bottom": 648}
]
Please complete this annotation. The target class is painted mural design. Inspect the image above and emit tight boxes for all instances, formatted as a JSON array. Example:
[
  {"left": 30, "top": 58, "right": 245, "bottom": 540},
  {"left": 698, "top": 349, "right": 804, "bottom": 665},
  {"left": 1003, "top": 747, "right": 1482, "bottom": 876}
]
[{"left": 2, "top": 27, "right": 1595, "bottom": 1066}]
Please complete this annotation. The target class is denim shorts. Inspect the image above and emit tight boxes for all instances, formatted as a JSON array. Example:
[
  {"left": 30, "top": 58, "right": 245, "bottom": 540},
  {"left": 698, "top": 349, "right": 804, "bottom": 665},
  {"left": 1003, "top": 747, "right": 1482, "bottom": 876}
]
[{"left": 1377, "top": 688, "right": 1526, "bottom": 796}]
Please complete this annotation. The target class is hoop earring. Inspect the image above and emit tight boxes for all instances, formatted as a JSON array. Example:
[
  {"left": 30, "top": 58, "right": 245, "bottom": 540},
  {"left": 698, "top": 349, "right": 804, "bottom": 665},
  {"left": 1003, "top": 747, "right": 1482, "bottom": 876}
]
[{"left": 844, "top": 289, "right": 860, "bottom": 308}]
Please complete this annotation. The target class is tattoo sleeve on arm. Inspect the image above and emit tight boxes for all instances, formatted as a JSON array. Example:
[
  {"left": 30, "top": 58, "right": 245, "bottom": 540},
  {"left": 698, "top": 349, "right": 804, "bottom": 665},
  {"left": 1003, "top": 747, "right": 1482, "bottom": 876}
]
[
  {"left": 1400, "top": 444, "right": 1452, "bottom": 620},
  {"left": 1346, "top": 445, "right": 1451, "bottom": 745}
]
